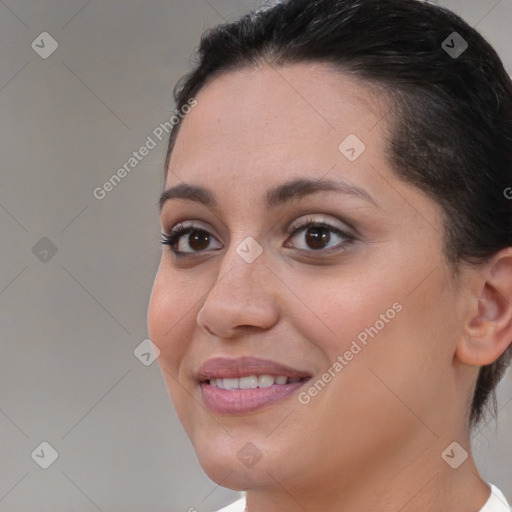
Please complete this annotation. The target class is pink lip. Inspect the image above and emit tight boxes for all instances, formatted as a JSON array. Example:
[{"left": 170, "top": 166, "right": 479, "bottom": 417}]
[
  {"left": 196, "top": 357, "right": 311, "bottom": 415},
  {"left": 196, "top": 356, "right": 311, "bottom": 380}
]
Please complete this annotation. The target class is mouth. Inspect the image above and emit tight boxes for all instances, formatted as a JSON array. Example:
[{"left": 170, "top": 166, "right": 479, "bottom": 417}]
[
  {"left": 207, "top": 375, "right": 305, "bottom": 389},
  {"left": 197, "top": 357, "right": 312, "bottom": 414}
]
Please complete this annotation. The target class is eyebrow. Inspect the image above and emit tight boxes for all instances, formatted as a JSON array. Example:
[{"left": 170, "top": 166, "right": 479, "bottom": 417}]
[{"left": 159, "top": 177, "right": 377, "bottom": 212}]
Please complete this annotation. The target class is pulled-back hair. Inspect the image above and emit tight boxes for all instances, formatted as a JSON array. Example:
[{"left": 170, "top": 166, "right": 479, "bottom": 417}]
[{"left": 165, "top": 0, "right": 512, "bottom": 426}]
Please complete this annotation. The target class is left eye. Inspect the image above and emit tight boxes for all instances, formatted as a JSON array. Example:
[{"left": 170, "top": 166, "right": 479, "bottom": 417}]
[{"left": 285, "top": 221, "right": 354, "bottom": 252}]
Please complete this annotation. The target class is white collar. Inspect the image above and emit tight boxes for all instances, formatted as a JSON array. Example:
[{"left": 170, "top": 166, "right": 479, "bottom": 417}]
[{"left": 480, "top": 484, "right": 511, "bottom": 512}]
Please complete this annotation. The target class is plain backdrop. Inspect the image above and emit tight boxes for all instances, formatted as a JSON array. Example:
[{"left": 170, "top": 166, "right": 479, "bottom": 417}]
[{"left": 0, "top": 1, "right": 511, "bottom": 510}]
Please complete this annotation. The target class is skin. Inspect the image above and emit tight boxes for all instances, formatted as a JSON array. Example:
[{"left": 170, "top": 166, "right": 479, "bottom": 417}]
[{"left": 147, "top": 62, "right": 512, "bottom": 511}]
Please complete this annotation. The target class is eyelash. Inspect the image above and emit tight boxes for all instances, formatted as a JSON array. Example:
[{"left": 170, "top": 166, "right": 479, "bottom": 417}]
[{"left": 160, "top": 219, "right": 355, "bottom": 257}]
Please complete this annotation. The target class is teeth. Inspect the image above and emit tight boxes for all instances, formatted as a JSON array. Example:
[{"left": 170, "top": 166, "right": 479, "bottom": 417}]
[
  {"left": 223, "top": 378, "right": 239, "bottom": 390},
  {"left": 208, "top": 375, "right": 295, "bottom": 389},
  {"left": 258, "top": 375, "right": 274, "bottom": 388},
  {"left": 239, "top": 376, "right": 258, "bottom": 389}
]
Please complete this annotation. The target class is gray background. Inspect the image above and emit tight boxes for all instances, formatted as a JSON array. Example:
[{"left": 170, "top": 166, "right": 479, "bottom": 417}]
[{"left": 0, "top": 1, "right": 510, "bottom": 511}]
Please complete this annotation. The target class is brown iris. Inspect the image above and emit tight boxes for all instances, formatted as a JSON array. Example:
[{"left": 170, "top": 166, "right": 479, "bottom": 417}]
[
  {"left": 304, "top": 226, "right": 331, "bottom": 250},
  {"left": 188, "top": 229, "right": 211, "bottom": 251}
]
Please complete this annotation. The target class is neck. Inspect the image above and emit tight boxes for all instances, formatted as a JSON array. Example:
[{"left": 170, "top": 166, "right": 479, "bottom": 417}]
[{"left": 244, "top": 429, "right": 490, "bottom": 512}]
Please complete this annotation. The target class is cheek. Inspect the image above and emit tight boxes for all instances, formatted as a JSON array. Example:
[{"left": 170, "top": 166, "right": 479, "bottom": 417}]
[
  {"left": 147, "top": 268, "right": 202, "bottom": 426},
  {"left": 289, "top": 261, "right": 454, "bottom": 408},
  {"left": 283, "top": 266, "right": 401, "bottom": 360},
  {"left": 147, "top": 267, "right": 199, "bottom": 367},
  {"left": 344, "top": 271, "right": 460, "bottom": 427}
]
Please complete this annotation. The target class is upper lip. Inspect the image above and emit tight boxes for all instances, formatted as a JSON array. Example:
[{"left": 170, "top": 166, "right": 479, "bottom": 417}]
[{"left": 196, "top": 356, "right": 312, "bottom": 381}]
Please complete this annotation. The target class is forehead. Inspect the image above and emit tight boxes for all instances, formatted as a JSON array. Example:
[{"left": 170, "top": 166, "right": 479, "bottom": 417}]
[
  {"left": 159, "top": 62, "right": 450, "bottom": 236},
  {"left": 162, "top": 62, "right": 445, "bottom": 253},
  {"left": 167, "top": 63, "right": 390, "bottom": 186}
]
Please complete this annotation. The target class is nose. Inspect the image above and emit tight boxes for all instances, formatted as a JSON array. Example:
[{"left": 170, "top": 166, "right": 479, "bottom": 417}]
[{"left": 196, "top": 243, "right": 280, "bottom": 338}]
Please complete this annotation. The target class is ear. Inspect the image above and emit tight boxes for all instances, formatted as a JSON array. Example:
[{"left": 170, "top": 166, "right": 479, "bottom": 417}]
[{"left": 456, "top": 247, "right": 512, "bottom": 366}]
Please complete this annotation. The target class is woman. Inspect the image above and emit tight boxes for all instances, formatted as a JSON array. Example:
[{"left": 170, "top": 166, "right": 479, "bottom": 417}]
[{"left": 147, "top": 0, "right": 512, "bottom": 510}]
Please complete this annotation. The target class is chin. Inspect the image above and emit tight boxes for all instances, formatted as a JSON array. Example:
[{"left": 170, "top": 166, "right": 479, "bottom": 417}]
[
  {"left": 192, "top": 431, "right": 289, "bottom": 491},
  {"left": 202, "top": 460, "right": 271, "bottom": 491}
]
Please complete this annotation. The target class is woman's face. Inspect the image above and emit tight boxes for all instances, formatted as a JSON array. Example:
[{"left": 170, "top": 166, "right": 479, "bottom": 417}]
[{"left": 148, "top": 63, "right": 470, "bottom": 493}]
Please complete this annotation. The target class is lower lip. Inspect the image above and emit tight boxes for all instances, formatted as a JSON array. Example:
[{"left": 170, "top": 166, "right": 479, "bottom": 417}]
[{"left": 200, "top": 380, "right": 309, "bottom": 414}]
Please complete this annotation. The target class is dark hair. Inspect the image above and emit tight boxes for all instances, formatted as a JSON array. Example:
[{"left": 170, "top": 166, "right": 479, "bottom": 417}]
[{"left": 164, "top": 0, "right": 512, "bottom": 427}]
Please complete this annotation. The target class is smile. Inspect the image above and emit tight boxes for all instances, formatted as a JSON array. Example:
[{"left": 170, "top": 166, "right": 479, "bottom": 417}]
[
  {"left": 207, "top": 375, "right": 303, "bottom": 389},
  {"left": 197, "top": 357, "right": 312, "bottom": 414}
]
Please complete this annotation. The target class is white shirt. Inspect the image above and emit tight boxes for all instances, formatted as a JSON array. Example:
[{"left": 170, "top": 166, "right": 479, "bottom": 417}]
[{"left": 215, "top": 484, "right": 511, "bottom": 512}]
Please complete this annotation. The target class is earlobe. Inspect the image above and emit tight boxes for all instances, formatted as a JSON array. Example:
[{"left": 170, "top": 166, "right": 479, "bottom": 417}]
[{"left": 456, "top": 248, "right": 512, "bottom": 366}]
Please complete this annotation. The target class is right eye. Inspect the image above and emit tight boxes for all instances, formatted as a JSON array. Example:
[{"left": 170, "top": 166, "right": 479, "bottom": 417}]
[{"left": 160, "top": 222, "right": 223, "bottom": 256}]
